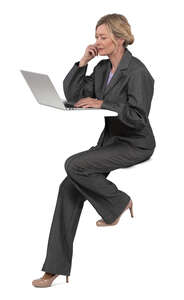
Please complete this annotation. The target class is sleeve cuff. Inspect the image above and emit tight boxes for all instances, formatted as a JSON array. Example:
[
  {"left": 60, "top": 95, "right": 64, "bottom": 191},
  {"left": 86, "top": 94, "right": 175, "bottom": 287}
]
[{"left": 75, "top": 61, "right": 88, "bottom": 70}]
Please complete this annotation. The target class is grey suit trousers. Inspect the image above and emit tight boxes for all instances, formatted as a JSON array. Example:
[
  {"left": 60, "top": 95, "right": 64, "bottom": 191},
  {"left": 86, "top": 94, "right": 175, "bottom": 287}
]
[{"left": 41, "top": 141, "right": 154, "bottom": 276}]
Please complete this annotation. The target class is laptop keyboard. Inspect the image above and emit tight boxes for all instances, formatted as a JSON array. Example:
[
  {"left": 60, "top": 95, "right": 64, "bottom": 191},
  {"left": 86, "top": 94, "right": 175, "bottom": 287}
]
[{"left": 64, "top": 102, "right": 75, "bottom": 107}]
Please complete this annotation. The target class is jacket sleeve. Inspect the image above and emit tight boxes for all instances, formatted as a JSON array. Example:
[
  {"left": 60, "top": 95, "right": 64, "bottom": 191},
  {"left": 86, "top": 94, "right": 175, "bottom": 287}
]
[
  {"left": 63, "top": 61, "right": 96, "bottom": 104},
  {"left": 101, "top": 68, "right": 155, "bottom": 131}
]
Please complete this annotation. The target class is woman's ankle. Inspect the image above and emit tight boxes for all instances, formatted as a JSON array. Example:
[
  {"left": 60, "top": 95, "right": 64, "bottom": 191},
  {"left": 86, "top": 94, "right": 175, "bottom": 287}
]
[{"left": 43, "top": 272, "right": 55, "bottom": 279}]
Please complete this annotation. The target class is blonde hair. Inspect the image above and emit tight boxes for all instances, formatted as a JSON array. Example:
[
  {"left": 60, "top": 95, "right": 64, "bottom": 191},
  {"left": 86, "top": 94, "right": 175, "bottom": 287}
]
[{"left": 95, "top": 13, "right": 134, "bottom": 48}]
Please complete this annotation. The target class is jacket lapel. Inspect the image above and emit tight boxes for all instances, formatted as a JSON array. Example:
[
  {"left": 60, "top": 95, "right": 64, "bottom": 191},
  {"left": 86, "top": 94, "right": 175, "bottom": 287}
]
[{"left": 102, "top": 47, "right": 132, "bottom": 97}]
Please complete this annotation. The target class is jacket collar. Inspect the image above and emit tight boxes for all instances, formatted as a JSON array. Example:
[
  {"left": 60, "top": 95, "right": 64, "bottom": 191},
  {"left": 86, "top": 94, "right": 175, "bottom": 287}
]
[
  {"left": 102, "top": 47, "right": 132, "bottom": 97},
  {"left": 116, "top": 47, "right": 132, "bottom": 70}
]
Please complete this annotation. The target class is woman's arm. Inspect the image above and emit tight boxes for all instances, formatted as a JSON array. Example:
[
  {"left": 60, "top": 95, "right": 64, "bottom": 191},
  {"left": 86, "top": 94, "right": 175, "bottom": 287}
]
[
  {"left": 101, "top": 68, "right": 155, "bottom": 131},
  {"left": 63, "top": 61, "right": 96, "bottom": 104},
  {"left": 63, "top": 43, "right": 99, "bottom": 104}
]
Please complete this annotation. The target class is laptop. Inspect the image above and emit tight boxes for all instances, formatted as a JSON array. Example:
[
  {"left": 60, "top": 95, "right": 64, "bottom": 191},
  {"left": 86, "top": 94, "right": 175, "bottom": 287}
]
[{"left": 20, "top": 70, "right": 111, "bottom": 111}]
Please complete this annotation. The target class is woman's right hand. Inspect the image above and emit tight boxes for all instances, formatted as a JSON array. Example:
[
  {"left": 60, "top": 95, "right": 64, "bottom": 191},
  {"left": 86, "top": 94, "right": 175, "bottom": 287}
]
[{"left": 80, "top": 44, "right": 98, "bottom": 65}]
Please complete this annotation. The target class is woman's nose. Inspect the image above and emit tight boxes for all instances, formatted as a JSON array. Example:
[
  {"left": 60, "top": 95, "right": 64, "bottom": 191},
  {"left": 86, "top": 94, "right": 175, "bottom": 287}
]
[{"left": 95, "top": 42, "right": 101, "bottom": 48}]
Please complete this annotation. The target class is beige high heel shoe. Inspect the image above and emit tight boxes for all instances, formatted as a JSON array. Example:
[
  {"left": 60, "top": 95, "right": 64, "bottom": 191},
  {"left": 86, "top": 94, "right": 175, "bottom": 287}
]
[
  {"left": 96, "top": 199, "right": 134, "bottom": 227},
  {"left": 32, "top": 273, "right": 69, "bottom": 287}
]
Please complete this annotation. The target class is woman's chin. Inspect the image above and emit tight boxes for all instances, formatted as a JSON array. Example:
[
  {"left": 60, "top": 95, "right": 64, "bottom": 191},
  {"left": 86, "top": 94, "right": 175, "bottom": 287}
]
[{"left": 98, "top": 51, "right": 107, "bottom": 56}]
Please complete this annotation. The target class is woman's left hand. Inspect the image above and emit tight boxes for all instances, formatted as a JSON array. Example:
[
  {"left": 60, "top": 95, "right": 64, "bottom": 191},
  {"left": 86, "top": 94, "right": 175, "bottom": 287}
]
[{"left": 74, "top": 97, "right": 103, "bottom": 108}]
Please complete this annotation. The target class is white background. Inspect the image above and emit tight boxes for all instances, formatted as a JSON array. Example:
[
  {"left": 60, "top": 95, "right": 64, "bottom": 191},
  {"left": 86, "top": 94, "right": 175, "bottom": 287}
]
[{"left": 1, "top": 0, "right": 184, "bottom": 299}]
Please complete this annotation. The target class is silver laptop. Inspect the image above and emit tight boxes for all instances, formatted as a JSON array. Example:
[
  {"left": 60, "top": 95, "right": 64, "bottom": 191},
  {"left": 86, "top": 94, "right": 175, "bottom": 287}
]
[{"left": 20, "top": 70, "right": 102, "bottom": 111}]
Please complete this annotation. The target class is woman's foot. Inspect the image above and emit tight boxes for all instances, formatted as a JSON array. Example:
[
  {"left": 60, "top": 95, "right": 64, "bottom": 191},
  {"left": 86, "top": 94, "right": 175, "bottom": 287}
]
[
  {"left": 32, "top": 272, "right": 59, "bottom": 288},
  {"left": 96, "top": 199, "right": 134, "bottom": 227}
]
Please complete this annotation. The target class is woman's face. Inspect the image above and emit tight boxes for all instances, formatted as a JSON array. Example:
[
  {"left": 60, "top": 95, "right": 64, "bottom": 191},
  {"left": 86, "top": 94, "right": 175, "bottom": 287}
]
[{"left": 95, "top": 24, "right": 123, "bottom": 56}]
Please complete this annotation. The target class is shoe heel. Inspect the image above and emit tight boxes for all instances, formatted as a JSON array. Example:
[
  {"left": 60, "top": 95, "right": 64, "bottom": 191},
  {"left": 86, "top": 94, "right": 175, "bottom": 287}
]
[
  {"left": 129, "top": 201, "right": 134, "bottom": 218},
  {"left": 66, "top": 275, "right": 69, "bottom": 283}
]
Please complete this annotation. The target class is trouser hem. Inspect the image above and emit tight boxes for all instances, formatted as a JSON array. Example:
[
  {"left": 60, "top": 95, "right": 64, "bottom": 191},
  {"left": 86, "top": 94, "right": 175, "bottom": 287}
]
[
  {"left": 103, "top": 196, "right": 131, "bottom": 224},
  {"left": 41, "top": 264, "right": 71, "bottom": 276}
]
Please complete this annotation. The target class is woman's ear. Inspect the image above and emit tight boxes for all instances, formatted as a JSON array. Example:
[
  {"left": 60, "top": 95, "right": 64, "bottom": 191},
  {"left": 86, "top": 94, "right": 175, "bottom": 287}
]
[
  {"left": 116, "top": 37, "right": 125, "bottom": 48},
  {"left": 119, "top": 37, "right": 125, "bottom": 46}
]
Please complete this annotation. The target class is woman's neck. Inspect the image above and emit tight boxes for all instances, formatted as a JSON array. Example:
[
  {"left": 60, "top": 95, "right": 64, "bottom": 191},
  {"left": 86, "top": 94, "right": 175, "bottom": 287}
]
[{"left": 108, "top": 47, "right": 125, "bottom": 73}]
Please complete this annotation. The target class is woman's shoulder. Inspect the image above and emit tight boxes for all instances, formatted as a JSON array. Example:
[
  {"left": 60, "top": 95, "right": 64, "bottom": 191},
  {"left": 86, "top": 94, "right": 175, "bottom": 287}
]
[{"left": 129, "top": 53, "right": 153, "bottom": 75}]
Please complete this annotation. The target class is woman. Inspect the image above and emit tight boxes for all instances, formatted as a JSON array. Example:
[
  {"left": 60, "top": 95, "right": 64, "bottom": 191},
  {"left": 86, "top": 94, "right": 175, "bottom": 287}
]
[{"left": 32, "top": 13, "right": 156, "bottom": 288}]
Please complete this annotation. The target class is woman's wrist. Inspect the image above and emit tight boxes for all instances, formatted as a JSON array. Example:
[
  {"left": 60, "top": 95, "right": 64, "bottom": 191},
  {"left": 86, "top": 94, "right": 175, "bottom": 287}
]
[
  {"left": 79, "top": 57, "right": 89, "bottom": 67},
  {"left": 96, "top": 99, "right": 103, "bottom": 108}
]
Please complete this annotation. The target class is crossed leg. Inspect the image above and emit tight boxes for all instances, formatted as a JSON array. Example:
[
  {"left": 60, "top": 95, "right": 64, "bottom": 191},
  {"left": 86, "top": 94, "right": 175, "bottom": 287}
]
[{"left": 64, "top": 142, "right": 153, "bottom": 224}]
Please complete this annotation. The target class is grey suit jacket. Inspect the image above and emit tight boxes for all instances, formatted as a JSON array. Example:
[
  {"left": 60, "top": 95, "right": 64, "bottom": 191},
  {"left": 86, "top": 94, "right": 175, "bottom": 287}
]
[{"left": 63, "top": 47, "right": 156, "bottom": 150}]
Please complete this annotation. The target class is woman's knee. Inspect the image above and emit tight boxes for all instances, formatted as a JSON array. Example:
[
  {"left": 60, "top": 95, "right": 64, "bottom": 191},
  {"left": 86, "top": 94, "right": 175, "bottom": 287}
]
[
  {"left": 65, "top": 155, "right": 85, "bottom": 176},
  {"left": 64, "top": 154, "right": 81, "bottom": 175},
  {"left": 64, "top": 148, "right": 92, "bottom": 175}
]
